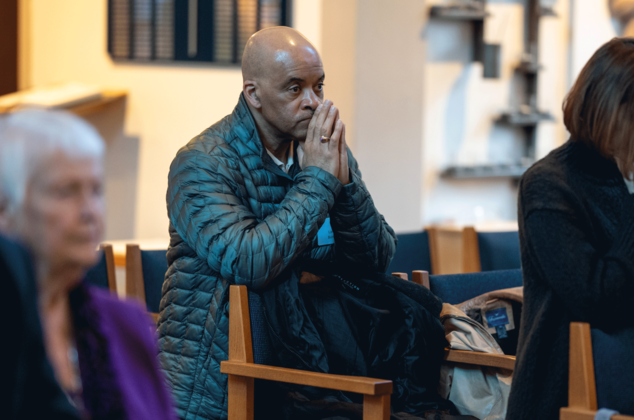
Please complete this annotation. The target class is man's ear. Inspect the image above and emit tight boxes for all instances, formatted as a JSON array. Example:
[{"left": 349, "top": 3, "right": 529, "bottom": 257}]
[{"left": 243, "top": 80, "right": 262, "bottom": 109}]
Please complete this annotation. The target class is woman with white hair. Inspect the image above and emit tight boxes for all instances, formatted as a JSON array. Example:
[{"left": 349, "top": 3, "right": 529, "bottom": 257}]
[{"left": 0, "top": 109, "right": 176, "bottom": 420}]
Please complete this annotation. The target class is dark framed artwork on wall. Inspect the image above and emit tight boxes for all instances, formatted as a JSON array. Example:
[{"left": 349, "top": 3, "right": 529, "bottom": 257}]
[
  {"left": 107, "top": 0, "right": 292, "bottom": 64},
  {"left": 0, "top": 0, "right": 18, "bottom": 96}
]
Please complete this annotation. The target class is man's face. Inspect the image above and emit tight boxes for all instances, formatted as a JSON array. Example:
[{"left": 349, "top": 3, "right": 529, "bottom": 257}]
[{"left": 257, "top": 49, "right": 324, "bottom": 141}]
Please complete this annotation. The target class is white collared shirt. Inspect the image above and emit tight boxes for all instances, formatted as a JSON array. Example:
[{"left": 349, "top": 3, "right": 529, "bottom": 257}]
[{"left": 265, "top": 142, "right": 304, "bottom": 173}]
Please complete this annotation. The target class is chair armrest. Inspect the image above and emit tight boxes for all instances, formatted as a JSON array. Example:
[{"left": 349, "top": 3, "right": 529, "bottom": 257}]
[
  {"left": 560, "top": 407, "right": 634, "bottom": 420},
  {"left": 221, "top": 361, "right": 392, "bottom": 396},
  {"left": 443, "top": 349, "right": 516, "bottom": 371}
]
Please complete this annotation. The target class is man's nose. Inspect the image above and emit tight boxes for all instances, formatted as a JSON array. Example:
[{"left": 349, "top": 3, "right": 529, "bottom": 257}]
[{"left": 302, "top": 88, "right": 322, "bottom": 111}]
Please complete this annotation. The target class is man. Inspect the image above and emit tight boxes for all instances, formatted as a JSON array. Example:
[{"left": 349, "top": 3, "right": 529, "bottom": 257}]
[{"left": 158, "top": 27, "right": 397, "bottom": 420}]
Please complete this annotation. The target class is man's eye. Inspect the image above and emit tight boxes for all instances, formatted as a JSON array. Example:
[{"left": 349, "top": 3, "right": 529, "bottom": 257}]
[
  {"left": 317, "top": 83, "right": 324, "bottom": 91},
  {"left": 290, "top": 86, "right": 300, "bottom": 93}
]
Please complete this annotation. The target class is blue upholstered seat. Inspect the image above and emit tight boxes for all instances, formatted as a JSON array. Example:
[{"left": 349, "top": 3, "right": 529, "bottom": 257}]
[
  {"left": 247, "top": 292, "right": 275, "bottom": 365},
  {"left": 592, "top": 327, "right": 634, "bottom": 415},
  {"left": 140, "top": 250, "right": 168, "bottom": 313},
  {"left": 477, "top": 231, "right": 521, "bottom": 272},
  {"left": 84, "top": 251, "right": 110, "bottom": 289},
  {"left": 429, "top": 269, "right": 523, "bottom": 305},
  {"left": 387, "top": 231, "right": 431, "bottom": 274}
]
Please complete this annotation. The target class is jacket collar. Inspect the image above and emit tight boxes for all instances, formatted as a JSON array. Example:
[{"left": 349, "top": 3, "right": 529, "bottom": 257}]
[
  {"left": 230, "top": 93, "right": 264, "bottom": 158},
  {"left": 230, "top": 93, "right": 299, "bottom": 180}
]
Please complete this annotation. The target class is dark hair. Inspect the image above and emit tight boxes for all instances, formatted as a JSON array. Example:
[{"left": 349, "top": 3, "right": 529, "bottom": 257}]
[{"left": 563, "top": 37, "right": 634, "bottom": 178}]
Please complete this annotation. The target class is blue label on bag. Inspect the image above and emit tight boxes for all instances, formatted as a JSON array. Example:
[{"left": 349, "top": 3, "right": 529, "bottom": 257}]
[
  {"left": 485, "top": 308, "right": 509, "bottom": 327},
  {"left": 317, "top": 217, "right": 335, "bottom": 246}
]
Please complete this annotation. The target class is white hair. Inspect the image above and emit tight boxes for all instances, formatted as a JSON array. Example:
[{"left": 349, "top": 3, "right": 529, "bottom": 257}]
[{"left": 0, "top": 109, "right": 105, "bottom": 217}]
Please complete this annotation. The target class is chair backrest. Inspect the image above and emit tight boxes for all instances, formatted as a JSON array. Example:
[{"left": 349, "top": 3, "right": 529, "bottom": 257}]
[
  {"left": 84, "top": 244, "right": 117, "bottom": 293},
  {"left": 428, "top": 269, "right": 523, "bottom": 305},
  {"left": 592, "top": 327, "right": 634, "bottom": 414},
  {"left": 428, "top": 224, "right": 520, "bottom": 274},
  {"left": 427, "top": 226, "right": 464, "bottom": 274},
  {"left": 246, "top": 291, "right": 275, "bottom": 365},
  {"left": 387, "top": 231, "right": 431, "bottom": 275},
  {"left": 126, "top": 244, "right": 168, "bottom": 313},
  {"left": 477, "top": 231, "right": 521, "bottom": 272}
]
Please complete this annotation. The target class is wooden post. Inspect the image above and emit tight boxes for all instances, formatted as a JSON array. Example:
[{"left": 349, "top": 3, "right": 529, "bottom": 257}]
[
  {"left": 412, "top": 270, "right": 430, "bottom": 289},
  {"left": 99, "top": 244, "right": 117, "bottom": 294},
  {"left": 391, "top": 272, "right": 408, "bottom": 281},
  {"left": 568, "top": 323, "right": 597, "bottom": 410},
  {"left": 363, "top": 394, "right": 390, "bottom": 420},
  {"left": 462, "top": 227, "right": 482, "bottom": 273},
  {"left": 227, "top": 286, "right": 254, "bottom": 420},
  {"left": 125, "top": 244, "right": 147, "bottom": 304},
  {"left": 427, "top": 226, "right": 440, "bottom": 274}
]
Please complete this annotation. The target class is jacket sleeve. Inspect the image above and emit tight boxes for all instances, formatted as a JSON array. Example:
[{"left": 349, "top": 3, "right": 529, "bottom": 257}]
[
  {"left": 329, "top": 148, "right": 397, "bottom": 272},
  {"left": 167, "top": 148, "right": 342, "bottom": 290},
  {"left": 520, "top": 201, "right": 634, "bottom": 325}
]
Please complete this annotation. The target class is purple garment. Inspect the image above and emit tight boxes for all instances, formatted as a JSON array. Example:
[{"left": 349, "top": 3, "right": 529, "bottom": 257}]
[{"left": 80, "top": 286, "right": 177, "bottom": 420}]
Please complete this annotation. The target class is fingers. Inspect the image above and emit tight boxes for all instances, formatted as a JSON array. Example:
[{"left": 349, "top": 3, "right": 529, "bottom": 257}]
[
  {"left": 340, "top": 124, "right": 349, "bottom": 180},
  {"left": 320, "top": 104, "right": 339, "bottom": 139},
  {"left": 313, "top": 100, "right": 333, "bottom": 140},
  {"left": 340, "top": 123, "right": 347, "bottom": 161},
  {"left": 329, "top": 119, "right": 344, "bottom": 152},
  {"left": 335, "top": 123, "right": 349, "bottom": 185},
  {"left": 306, "top": 103, "right": 323, "bottom": 145}
]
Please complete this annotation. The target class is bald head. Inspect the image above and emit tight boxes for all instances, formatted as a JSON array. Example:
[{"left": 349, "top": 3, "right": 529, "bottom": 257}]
[
  {"left": 242, "top": 27, "right": 322, "bottom": 82},
  {"left": 241, "top": 27, "right": 325, "bottom": 144}
]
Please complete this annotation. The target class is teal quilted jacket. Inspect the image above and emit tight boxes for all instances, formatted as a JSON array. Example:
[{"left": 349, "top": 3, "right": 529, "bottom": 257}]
[{"left": 157, "top": 94, "right": 396, "bottom": 420}]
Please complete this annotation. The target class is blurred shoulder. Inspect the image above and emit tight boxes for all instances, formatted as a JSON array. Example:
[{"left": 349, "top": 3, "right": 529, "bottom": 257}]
[{"left": 86, "top": 286, "right": 154, "bottom": 339}]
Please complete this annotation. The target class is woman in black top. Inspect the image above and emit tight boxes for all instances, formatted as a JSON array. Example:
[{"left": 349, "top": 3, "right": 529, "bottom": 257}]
[{"left": 507, "top": 38, "right": 634, "bottom": 420}]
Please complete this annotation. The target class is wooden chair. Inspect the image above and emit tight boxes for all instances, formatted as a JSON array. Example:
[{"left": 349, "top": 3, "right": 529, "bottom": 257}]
[
  {"left": 427, "top": 223, "right": 520, "bottom": 274},
  {"left": 125, "top": 244, "right": 168, "bottom": 324},
  {"left": 85, "top": 244, "right": 117, "bottom": 293},
  {"left": 220, "top": 285, "right": 393, "bottom": 420},
  {"left": 427, "top": 226, "right": 469, "bottom": 274},
  {"left": 560, "top": 323, "right": 634, "bottom": 420},
  {"left": 392, "top": 270, "right": 516, "bottom": 371}
]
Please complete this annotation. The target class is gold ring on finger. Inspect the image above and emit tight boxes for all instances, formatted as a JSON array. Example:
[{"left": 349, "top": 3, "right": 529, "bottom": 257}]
[{"left": 320, "top": 136, "right": 331, "bottom": 143}]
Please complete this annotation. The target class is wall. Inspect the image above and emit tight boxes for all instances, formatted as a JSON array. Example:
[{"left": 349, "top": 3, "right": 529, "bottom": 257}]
[
  {"left": 325, "top": 0, "right": 571, "bottom": 232},
  {"left": 320, "top": 0, "right": 358, "bottom": 151},
  {"left": 351, "top": 0, "right": 427, "bottom": 232},
  {"left": 420, "top": 0, "right": 571, "bottom": 226},
  {"left": 20, "top": 0, "right": 322, "bottom": 240},
  {"left": 571, "top": 0, "right": 617, "bottom": 78}
]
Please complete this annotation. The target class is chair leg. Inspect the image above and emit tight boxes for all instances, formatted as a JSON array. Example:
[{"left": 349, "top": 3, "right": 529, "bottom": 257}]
[
  {"left": 228, "top": 375, "right": 254, "bottom": 420},
  {"left": 363, "top": 394, "right": 390, "bottom": 420}
]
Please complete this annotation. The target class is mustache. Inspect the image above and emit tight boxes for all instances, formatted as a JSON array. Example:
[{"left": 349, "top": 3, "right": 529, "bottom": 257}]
[{"left": 300, "top": 112, "right": 315, "bottom": 121}]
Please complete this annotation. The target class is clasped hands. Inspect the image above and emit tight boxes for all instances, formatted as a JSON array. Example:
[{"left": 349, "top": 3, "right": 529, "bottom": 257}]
[{"left": 301, "top": 100, "right": 350, "bottom": 186}]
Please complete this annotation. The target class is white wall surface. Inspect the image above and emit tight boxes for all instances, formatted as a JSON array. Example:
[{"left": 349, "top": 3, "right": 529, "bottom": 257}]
[
  {"left": 351, "top": 0, "right": 427, "bottom": 233},
  {"left": 571, "top": 0, "right": 617, "bottom": 79},
  {"left": 20, "top": 0, "right": 323, "bottom": 240},
  {"left": 421, "top": 0, "right": 571, "bottom": 226}
]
